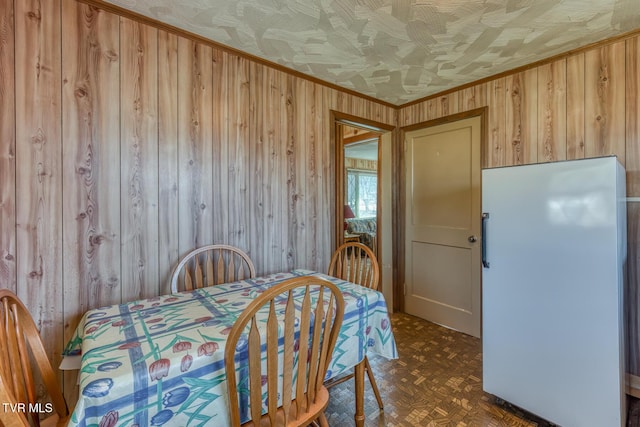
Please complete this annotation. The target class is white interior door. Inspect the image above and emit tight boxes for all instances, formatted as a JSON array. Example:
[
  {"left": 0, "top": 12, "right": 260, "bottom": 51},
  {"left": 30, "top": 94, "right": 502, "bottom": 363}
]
[{"left": 404, "top": 115, "right": 482, "bottom": 337}]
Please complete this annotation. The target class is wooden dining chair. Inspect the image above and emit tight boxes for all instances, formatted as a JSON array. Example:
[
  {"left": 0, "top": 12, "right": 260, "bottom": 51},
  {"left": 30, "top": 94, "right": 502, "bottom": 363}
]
[
  {"left": 325, "top": 242, "right": 384, "bottom": 409},
  {"left": 170, "top": 244, "right": 256, "bottom": 293},
  {"left": 0, "top": 289, "right": 70, "bottom": 427},
  {"left": 327, "top": 242, "right": 379, "bottom": 290},
  {"left": 224, "top": 276, "right": 345, "bottom": 427}
]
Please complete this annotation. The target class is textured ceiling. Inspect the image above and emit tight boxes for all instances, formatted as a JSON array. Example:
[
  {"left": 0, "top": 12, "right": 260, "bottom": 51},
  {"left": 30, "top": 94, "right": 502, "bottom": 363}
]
[{"left": 104, "top": 0, "right": 640, "bottom": 105}]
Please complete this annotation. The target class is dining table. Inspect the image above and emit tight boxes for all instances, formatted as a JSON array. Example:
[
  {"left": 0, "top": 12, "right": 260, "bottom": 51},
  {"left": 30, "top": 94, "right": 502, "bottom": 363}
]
[{"left": 63, "top": 269, "right": 398, "bottom": 427}]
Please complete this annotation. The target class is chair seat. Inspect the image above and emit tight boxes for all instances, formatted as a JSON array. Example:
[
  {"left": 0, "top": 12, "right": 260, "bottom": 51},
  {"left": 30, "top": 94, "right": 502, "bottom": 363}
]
[{"left": 242, "top": 387, "right": 330, "bottom": 427}]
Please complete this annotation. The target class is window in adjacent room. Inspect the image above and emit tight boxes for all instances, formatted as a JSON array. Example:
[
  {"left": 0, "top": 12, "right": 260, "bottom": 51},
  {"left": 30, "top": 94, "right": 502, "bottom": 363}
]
[{"left": 346, "top": 169, "right": 377, "bottom": 218}]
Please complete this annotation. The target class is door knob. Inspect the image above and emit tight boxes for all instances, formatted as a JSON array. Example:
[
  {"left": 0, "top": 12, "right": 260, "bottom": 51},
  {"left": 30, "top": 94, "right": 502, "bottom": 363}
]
[{"left": 468, "top": 235, "right": 477, "bottom": 243}]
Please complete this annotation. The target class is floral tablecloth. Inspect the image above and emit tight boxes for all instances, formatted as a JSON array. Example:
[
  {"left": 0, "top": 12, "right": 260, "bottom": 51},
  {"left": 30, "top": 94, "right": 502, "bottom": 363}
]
[{"left": 64, "top": 269, "right": 397, "bottom": 427}]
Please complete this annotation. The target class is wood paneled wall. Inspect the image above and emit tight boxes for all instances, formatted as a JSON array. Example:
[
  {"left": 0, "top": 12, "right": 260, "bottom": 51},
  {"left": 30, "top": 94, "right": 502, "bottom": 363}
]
[
  {"left": 345, "top": 158, "right": 378, "bottom": 171},
  {"left": 0, "top": 0, "right": 395, "bottom": 399},
  {"left": 3, "top": 0, "right": 640, "bottom": 402},
  {"left": 399, "top": 35, "right": 640, "bottom": 375}
]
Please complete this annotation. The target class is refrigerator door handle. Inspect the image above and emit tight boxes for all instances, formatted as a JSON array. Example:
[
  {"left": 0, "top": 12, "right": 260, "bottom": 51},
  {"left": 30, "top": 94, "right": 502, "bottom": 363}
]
[{"left": 482, "top": 212, "right": 490, "bottom": 268}]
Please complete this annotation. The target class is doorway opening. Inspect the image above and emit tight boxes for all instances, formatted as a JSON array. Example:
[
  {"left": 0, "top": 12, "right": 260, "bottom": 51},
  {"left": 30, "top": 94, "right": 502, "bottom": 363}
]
[
  {"left": 331, "top": 112, "right": 394, "bottom": 309},
  {"left": 342, "top": 126, "right": 380, "bottom": 256}
]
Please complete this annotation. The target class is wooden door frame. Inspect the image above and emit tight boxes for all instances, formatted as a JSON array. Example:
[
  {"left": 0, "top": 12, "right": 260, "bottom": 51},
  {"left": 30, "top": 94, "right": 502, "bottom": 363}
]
[
  {"left": 331, "top": 111, "right": 396, "bottom": 313},
  {"left": 331, "top": 111, "right": 394, "bottom": 250},
  {"left": 396, "top": 107, "right": 487, "bottom": 313}
]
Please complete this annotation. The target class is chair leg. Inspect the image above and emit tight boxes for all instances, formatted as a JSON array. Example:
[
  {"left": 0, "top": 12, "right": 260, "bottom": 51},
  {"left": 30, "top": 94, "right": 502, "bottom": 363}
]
[
  {"left": 364, "top": 356, "right": 384, "bottom": 410},
  {"left": 318, "top": 412, "right": 329, "bottom": 427}
]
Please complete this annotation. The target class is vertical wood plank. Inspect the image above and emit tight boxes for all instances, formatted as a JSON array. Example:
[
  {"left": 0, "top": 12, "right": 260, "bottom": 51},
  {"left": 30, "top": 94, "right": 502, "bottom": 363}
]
[
  {"left": 157, "top": 30, "right": 179, "bottom": 294},
  {"left": 263, "top": 66, "right": 283, "bottom": 272},
  {"left": 413, "top": 103, "right": 423, "bottom": 124},
  {"left": 211, "top": 48, "right": 227, "bottom": 244},
  {"left": 200, "top": 44, "right": 214, "bottom": 249},
  {"left": 320, "top": 82, "right": 330, "bottom": 271},
  {"left": 407, "top": 102, "right": 421, "bottom": 124},
  {"left": 459, "top": 87, "right": 477, "bottom": 112},
  {"left": 566, "top": 53, "right": 585, "bottom": 160},
  {"left": 15, "top": 0, "right": 62, "bottom": 383},
  {"left": 505, "top": 70, "right": 538, "bottom": 165},
  {"left": 306, "top": 80, "right": 320, "bottom": 270},
  {"left": 585, "top": 41, "right": 626, "bottom": 163},
  {"left": 330, "top": 88, "right": 341, "bottom": 113},
  {"left": 294, "top": 76, "right": 307, "bottom": 268},
  {"left": 425, "top": 98, "right": 437, "bottom": 122},
  {"left": 437, "top": 93, "right": 458, "bottom": 117},
  {"left": 0, "top": 0, "right": 16, "bottom": 293},
  {"left": 396, "top": 107, "right": 405, "bottom": 127},
  {"left": 62, "top": 0, "right": 121, "bottom": 324},
  {"left": 284, "top": 73, "right": 298, "bottom": 270},
  {"left": 523, "top": 69, "right": 539, "bottom": 164},
  {"left": 227, "top": 55, "right": 250, "bottom": 253},
  {"left": 177, "top": 38, "right": 213, "bottom": 255},
  {"left": 249, "top": 61, "right": 264, "bottom": 272},
  {"left": 487, "top": 79, "right": 506, "bottom": 167},
  {"left": 120, "top": 17, "right": 158, "bottom": 300},
  {"left": 538, "top": 59, "right": 567, "bottom": 162},
  {"left": 279, "top": 70, "right": 292, "bottom": 269},
  {"left": 626, "top": 36, "right": 640, "bottom": 197},
  {"left": 475, "top": 82, "right": 488, "bottom": 109},
  {"left": 274, "top": 67, "right": 287, "bottom": 272},
  {"left": 402, "top": 105, "right": 412, "bottom": 125},
  {"left": 339, "top": 91, "right": 353, "bottom": 116},
  {"left": 504, "top": 74, "right": 523, "bottom": 165},
  {"left": 351, "top": 95, "right": 364, "bottom": 120}
]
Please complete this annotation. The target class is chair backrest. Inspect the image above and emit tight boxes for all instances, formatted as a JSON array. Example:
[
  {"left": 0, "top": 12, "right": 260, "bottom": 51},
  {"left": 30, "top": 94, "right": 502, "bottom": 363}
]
[
  {"left": 328, "top": 242, "right": 380, "bottom": 290},
  {"left": 0, "top": 289, "right": 69, "bottom": 427},
  {"left": 224, "top": 277, "right": 345, "bottom": 426},
  {"left": 170, "top": 244, "right": 256, "bottom": 293}
]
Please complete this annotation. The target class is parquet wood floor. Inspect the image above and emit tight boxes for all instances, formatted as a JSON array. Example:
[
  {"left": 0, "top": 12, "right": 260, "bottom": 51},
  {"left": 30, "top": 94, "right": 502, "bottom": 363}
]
[{"left": 325, "top": 312, "right": 583, "bottom": 426}]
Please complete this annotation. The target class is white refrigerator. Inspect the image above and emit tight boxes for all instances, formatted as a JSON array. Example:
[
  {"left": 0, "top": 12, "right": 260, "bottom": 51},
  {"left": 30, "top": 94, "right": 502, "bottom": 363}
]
[{"left": 481, "top": 156, "right": 626, "bottom": 427}]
